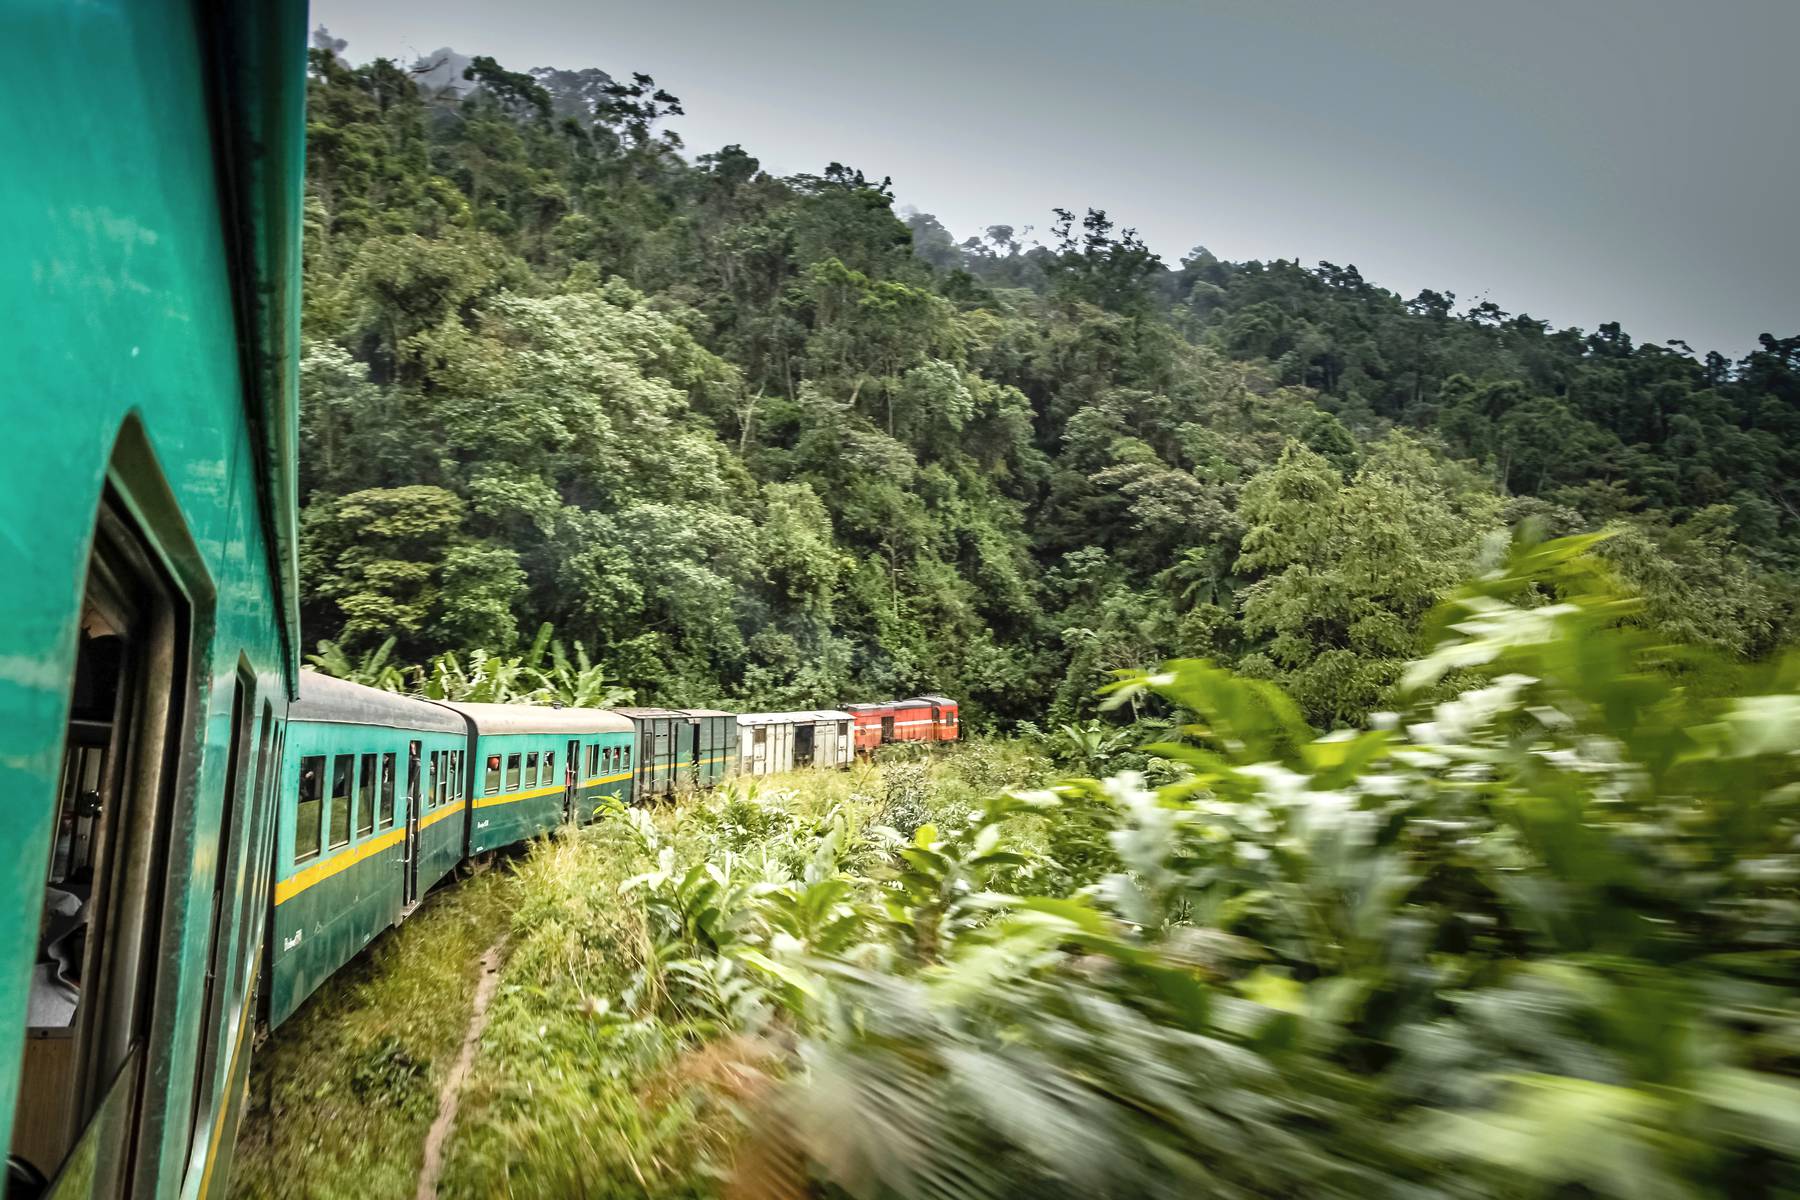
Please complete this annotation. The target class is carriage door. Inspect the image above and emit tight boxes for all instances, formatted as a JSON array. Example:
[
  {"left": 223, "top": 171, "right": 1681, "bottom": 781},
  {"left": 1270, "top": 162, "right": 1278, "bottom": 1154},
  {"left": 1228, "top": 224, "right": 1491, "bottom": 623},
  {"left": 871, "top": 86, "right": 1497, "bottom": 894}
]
[
  {"left": 794, "top": 723, "right": 816, "bottom": 768},
  {"left": 564, "top": 740, "right": 580, "bottom": 824},
  {"left": 880, "top": 713, "right": 895, "bottom": 743},
  {"left": 639, "top": 726, "right": 655, "bottom": 797},
  {"left": 403, "top": 741, "right": 422, "bottom": 906}
]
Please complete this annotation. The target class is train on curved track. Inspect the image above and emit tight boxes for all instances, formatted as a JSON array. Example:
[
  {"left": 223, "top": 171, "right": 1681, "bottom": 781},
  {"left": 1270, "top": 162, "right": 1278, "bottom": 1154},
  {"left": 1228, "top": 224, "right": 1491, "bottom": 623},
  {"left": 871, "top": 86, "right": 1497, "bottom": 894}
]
[{"left": 0, "top": 8, "right": 957, "bottom": 1198}]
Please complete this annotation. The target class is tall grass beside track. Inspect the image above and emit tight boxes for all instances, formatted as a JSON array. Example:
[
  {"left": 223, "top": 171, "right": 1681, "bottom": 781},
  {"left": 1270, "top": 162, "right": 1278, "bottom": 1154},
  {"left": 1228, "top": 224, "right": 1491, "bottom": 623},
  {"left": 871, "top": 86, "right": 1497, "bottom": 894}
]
[
  {"left": 437, "top": 739, "right": 1051, "bottom": 1199},
  {"left": 232, "top": 871, "right": 514, "bottom": 1200}
]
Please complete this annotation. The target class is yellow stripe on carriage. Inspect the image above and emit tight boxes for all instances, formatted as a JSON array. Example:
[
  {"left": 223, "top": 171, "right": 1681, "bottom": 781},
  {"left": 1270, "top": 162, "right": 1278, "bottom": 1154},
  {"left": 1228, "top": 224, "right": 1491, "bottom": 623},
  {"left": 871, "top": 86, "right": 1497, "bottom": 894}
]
[
  {"left": 472, "top": 781, "right": 566, "bottom": 809},
  {"left": 421, "top": 799, "right": 465, "bottom": 830},
  {"left": 274, "top": 824, "right": 406, "bottom": 905}
]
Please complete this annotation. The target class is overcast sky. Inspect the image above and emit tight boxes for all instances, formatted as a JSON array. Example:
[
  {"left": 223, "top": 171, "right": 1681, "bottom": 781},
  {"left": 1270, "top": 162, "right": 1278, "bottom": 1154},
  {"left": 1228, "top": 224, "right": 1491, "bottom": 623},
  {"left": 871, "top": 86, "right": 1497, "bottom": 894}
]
[{"left": 313, "top": 0, "right": 1797, "bottom": 358}]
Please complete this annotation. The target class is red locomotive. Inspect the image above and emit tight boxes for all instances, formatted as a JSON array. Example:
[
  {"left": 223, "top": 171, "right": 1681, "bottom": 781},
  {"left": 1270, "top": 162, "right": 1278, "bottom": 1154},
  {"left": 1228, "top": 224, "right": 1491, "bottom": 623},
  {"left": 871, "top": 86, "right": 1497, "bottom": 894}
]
[{"left": 846, "top": 695, "right": 960, "bottom": 755}]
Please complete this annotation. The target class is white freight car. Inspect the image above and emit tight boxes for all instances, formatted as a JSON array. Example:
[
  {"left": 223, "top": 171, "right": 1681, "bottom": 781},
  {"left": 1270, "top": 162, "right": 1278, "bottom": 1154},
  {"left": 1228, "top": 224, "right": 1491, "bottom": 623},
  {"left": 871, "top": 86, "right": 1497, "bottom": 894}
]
[{"left": 736, "top": 710, "right": 855, "bottom": 775}]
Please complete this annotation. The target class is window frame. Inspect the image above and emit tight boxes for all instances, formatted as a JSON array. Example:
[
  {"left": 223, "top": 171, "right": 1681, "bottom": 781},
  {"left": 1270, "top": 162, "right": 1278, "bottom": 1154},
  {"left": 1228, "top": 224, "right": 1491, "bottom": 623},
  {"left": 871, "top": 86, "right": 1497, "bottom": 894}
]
[
  {"left": 295, "top": 754, "right": 325, "bottom": 865},
  {"left": 379, "top": 752, "right": 397, "bottom": 830},
  {"left": 327, "top": 754, "right": 352, "bottom": 851},
  {"left": 506, "top": 753, "right": 521, "bottom": 790},
  {"left": 485, "top": 752, "right": 502, "bottom": 795},
  {"left": 356, "top": 753, "right": 376, "bottom": 839}
]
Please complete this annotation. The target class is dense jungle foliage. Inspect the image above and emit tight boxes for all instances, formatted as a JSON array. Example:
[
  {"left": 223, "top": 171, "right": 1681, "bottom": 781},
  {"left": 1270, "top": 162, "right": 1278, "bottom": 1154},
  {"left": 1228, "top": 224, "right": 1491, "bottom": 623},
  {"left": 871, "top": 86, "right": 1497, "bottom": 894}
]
[
  {"left": 298, "top": 37, "right": 1799, "bottom": 725},
  {"left": 403, "top": 539, "right": 1796, "bottom": 1200}
]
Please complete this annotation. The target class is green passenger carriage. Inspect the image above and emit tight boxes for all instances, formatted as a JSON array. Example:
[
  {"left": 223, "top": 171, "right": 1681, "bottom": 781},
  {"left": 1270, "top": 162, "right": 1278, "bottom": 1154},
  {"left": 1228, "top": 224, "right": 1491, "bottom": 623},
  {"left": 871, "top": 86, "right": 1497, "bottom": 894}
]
[
  {"left": 0, "top": 0, "right": 308, "bottom": 1195},
  {"left": 443, "top": 705, "right": 635, "bottom": 855},
  {"left": 268, "top": 676, "right": 469, "bottom": 1028}
]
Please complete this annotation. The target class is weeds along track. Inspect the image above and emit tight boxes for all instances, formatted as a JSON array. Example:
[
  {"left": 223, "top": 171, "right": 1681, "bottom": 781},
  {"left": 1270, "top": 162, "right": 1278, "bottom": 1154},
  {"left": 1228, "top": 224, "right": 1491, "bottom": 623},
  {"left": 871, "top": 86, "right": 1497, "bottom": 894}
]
[{"left": 232, "top": 745, "right": 1047, "bottom": 1200}]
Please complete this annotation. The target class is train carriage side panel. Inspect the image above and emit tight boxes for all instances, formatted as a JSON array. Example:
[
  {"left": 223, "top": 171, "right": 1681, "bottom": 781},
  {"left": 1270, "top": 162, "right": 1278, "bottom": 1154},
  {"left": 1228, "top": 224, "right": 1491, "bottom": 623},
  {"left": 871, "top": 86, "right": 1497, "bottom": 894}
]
[
  {"left": 614, "top": 708, "right": 687, "bottom": 800},
  {"left": 917, "top": 695, "right": 961, "bottom": 742},
  {"left": 0, "top": 0, "right": 308, "bottom": 1192},
  {"left": 845, "top": 703, "right": 888, "bottom": 756},
  {"left": 680, "top": 710, "right": 736, "bottom": 788},
  {"left": 442, "top": 704, "right": 634, "bottom": 852},
  {"left": 891, "top": 700, "right": 933, "bottom": 744},
  {"left": 268, "top": 677, "right": 466, "bottom": 1029}
]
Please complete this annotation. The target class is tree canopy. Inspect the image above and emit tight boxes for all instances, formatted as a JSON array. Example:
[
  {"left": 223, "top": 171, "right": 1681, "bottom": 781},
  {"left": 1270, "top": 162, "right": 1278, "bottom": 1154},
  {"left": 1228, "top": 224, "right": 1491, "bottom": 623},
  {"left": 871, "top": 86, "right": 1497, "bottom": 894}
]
[{"left": 298, "top": 39, "right": 1797, "bottom": 724}]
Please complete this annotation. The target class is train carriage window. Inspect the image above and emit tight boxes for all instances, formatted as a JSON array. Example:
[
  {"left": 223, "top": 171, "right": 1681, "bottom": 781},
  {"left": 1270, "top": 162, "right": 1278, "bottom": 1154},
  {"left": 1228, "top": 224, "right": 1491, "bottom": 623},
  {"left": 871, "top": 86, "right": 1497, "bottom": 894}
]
[
  {"left": 437, "top": 752, "right": 449, "bottom": 806},
  {"left": 379, "top": 753, "right": 397, "bottom": 830},
  {"left": 423, "top": 753, "right": 436, "bottom": 810},
  {"left": 623, "top": 745, "right": 631, "bottom": 767},
  {"left": 447, "top": 750, "right": 459, "bottom": 802},
  {"left": 587, "top": 744, "right": 599, "bottom": 776},
  {"left": 543, "top": 752, "right": 555, "bottom": 785},
  {"left": 328, "top": 757, "right": 353, "bottom": 849},
  {"left": 485, "top": 754, "right": 502, "bottom": 795},
  {"left": 357, "top": 754, "right": 376, "bottom": 839},
  {"left": 506, "top": 753, "right": 521, "bottom": 790},
  {"left": 525, "top": 751, "right": 539, "bottom": 786},
  {"left": 12, "top": 491, "right": 196, "bottom": 1187},
  {"left": 295, "top": 756, "right": 324, "bottom": 863}
]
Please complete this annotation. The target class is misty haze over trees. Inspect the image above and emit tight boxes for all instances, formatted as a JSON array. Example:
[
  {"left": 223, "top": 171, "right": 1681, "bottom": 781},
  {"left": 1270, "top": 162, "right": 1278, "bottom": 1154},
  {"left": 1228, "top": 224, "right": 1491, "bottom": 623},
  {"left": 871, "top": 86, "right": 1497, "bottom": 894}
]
[{"left": 298, "top": 28, "right": 1798, "bottom": 725}]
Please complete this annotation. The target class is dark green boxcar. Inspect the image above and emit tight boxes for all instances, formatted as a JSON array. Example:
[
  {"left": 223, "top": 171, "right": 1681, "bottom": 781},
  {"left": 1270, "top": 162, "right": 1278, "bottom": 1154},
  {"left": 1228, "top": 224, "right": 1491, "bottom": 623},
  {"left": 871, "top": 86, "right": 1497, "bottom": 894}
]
[
  {"left": 613, "top": 708, "right": 693, "bottom": 800},
  {"left": 444, "top": 705, "right": 634, "bottom": 853},
  {"left": 680, "top": 710, "right": 740, "bottom": 789},
  {"left": 268, "top": 676, "right": 469, "bottom": 1029},
  {"left": 0, "top": 2, "right": 307, "bottom": 1195}
]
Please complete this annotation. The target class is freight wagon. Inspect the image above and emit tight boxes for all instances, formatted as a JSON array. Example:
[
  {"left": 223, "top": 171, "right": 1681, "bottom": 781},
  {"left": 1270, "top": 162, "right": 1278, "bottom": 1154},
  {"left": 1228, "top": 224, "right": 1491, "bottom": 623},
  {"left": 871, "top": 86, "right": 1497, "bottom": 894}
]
[{"left": 737, "top": 711, "right": 856, "bottom": 775}]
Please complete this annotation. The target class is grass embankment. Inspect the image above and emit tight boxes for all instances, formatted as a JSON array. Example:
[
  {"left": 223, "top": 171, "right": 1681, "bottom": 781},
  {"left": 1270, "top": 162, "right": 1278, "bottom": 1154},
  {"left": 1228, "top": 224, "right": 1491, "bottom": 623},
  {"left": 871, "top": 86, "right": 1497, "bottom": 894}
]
[
  {"left": 438, "top": 741, "right": 1048, "bottom": 1199},
  {"left": 232, "top": 742, "right": 1045, "bottom": 1200},
  {"left": 231, "top": 870, "right": 514, "bottom": 1200}
]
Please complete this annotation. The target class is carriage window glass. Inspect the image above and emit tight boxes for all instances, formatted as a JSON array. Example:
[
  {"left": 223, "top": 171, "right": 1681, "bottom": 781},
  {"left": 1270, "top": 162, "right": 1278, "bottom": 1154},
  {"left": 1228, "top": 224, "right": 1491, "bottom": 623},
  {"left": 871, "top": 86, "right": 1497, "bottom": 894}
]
[
  {"left": 296, "top": 755, "right": 325, "bottom": 864},
  {"left": 590, "top": 744, "right": 600, "bottom": 776},
  {"left": 357, "top": 753, "right": 376, "bottom": 838},
  {"left": 525, "top": 751, "right": 539, "bottom": 786},
  {"left": 328, "top": 756, "right": 352, "bottom": 850},
  {"left": 450, "top": 750, "right": 462, "bottom": 800},
  {"left": 379, "top": 753, "right": 397, "bottom": 829},
  {"left": 439, "top": 752, "right": 451, "bottom": 805},
  {"left": 485, "top": 753, "right": 502, "bottom": 794},
  {"left": 839, "top": 721, "right": 850, "bottom": 738},
  {"left": 754, "top": 727, "right": 767, "bottom": 747},
  {"left": 506, "top": 753, "right": 521, "bottom": 790},
  {"left": 623, "top": 745, "right": 631, "bottom": 767},
  {"left": 544, "top": 752, "right": 555, "bottom": 784}
]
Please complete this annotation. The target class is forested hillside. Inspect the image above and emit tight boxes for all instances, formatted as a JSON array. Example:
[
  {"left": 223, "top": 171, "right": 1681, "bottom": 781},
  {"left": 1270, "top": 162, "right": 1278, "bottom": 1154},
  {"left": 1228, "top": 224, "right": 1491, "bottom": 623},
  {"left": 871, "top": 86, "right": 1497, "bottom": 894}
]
[{"left": 298, "top": 38, "right": 1799, "bottom": 724}]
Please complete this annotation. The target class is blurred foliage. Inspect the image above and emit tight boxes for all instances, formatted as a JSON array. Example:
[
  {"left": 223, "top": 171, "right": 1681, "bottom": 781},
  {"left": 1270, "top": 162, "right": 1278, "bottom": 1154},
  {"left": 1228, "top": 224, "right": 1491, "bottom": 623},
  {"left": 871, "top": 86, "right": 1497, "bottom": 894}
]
[{"left": 424, "top": 541, "right": 1798, "bottom": 1199}]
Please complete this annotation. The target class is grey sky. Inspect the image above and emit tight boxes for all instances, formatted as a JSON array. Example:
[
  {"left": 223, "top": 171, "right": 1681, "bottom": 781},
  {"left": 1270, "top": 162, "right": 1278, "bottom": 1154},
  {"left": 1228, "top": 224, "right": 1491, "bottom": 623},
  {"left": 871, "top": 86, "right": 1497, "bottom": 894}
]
[{"left": 314, "top": 0, "right": 1798, "bottom": 358}]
